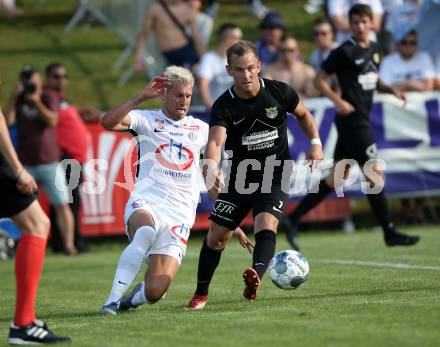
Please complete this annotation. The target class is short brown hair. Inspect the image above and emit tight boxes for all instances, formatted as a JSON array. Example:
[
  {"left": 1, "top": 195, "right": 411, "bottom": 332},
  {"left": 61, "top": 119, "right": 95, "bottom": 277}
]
[
  {"left": 226, "top": 40, "right": 258, "bottom": 65},
  {"left": 348, "top": 4, "right": 373, "bottom": 22}
]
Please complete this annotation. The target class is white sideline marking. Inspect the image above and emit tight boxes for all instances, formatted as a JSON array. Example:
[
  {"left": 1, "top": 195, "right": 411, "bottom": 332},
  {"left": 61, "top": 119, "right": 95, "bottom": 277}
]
[{"left": 320, "top": 259, "right": 440, "bottom": 271}]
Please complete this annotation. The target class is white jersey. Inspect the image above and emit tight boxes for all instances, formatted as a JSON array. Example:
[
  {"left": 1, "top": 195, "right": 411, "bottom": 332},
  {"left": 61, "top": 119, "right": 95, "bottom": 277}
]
[{"left": 127, "top": 109, "right": 209, "bottom": 227}]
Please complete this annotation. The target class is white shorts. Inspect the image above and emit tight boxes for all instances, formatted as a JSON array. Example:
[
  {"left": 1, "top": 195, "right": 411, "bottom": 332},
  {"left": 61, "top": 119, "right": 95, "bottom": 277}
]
[{"left": 124, "top": 196, "right": 191, "bottom": 265}]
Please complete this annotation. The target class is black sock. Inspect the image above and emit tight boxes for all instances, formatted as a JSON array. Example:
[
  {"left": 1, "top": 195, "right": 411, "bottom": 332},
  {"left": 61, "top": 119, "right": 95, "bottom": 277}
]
[
  {"left": 195, "top": 238, "right": 223, "bottom": 295},
  {"left": 366, "top": 191, "right": 395, "bottom": 237},
  {"left": 289, "top": 179, "right": 333, "bottom": 224},
  {"left": 252, "top": 230, "right": 276, "bottom": 280}
]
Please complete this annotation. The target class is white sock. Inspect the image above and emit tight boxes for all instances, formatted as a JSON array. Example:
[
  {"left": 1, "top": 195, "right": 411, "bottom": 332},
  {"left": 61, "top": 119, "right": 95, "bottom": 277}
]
[
  {"left": 131, "top": 282, "right": 148, "bottom": 306},
  {"left": 104, "top": 226, "right": 157, "bottom": 305}
]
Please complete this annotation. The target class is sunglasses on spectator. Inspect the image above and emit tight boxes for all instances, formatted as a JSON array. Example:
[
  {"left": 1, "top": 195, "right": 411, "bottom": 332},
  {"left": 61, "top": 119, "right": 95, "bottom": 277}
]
[
  {"left": 51, "top": 74, "right": 68, "bottom": 80},
  {"left": 281, "top": 47, "right": 297, "bottom": 53},
  {"left": 313, "top": 31, "right": 329, "bottom": 37},
  {"left": 400, "top": 40, "right": 417, "bottom": 46}
]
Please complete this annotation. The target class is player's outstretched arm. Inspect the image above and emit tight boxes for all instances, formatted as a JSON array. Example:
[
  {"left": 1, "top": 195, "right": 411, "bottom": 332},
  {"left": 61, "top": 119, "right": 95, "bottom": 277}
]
[
  {"left": 293, "top": 101, "right": 324, "bottom": 171},
  {"left": 377, "top": 78, "right": 407, "bottom": 105},
  {"left": 101, "top": 76, "right": 170, "bottom": 132}
]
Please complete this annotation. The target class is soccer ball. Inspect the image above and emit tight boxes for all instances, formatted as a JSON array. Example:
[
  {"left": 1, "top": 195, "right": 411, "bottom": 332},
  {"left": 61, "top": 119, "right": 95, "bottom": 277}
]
[{"left": 268, "top": 250, "right": 309, "bottom": 290}]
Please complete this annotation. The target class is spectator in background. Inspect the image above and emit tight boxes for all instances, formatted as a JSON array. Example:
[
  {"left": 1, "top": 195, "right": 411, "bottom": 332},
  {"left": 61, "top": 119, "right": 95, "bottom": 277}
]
[
  {"left": 197, "top": 23, "right": 243, "bottom": 109},
  {"left": 188, "top": 0, "right": 214, "bottom": 47},
  {"left": 205, "top": 0, "right": 270, "bottom": 19},
  {"left": 379, "top": 29, "right": 435, "bottom": 225},
  {"left": 254, "top": 12, "right": 285, "bottom": 69},
  {"left": 384, "top": 0, "right": 424, "bottom": 52},
  {"left": 134, "top": 0, "right": 205, "bottom": 75},
  {"left": 380, "top": 29, "right": 435, "bottom": 92},
  {"left": 3, "top": 66, "right": 77, "bottom": 255},
  {"left": 44, "top": 63, "right": 101, "bottom": 253},
  {"left": 309, "top": 17, "right": 338, "bottom": 72},
  {"left": 264, "top": 34, "right": 320, "bottom": 99},
  {"left": 327, "top": 0, "right": 383, "bottom": 44},
  {"left": 309, "top": 17, "right": 340, "bottom": 93}
]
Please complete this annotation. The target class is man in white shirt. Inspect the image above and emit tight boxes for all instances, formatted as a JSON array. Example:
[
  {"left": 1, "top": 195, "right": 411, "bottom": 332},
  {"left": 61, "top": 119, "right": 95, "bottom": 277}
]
[
  {"left": 327, "top": 0, "right": 383, "bottom": 44},
  {"left": 99, "top": 66, "right": 252, "bottom": 315},
  {"left": 380, "top": 29, "right": 435, "bottom": 91},
  {"left": 197, "top": 23, "right": 243, "bottom": 109}
]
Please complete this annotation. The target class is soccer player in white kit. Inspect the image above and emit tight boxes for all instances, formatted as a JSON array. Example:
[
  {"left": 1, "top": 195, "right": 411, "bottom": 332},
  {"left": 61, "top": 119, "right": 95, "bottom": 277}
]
[{"left": 99, "top": 66, "right": 252, "bottom": 315}]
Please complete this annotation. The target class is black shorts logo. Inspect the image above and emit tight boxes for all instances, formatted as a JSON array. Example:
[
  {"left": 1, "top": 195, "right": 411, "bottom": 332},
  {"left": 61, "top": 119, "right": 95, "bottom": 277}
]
[{"left": 213, "top": 200, "right": 236, "bottom": 215}]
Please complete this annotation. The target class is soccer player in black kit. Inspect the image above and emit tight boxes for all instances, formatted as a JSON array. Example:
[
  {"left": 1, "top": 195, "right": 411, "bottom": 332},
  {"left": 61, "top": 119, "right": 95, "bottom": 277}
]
[
  {"left": 284, "top": 4, "right": 420, "bottom": 249},
  {"left": 186, "top": 40, "right": 324, "bottom": 309}
]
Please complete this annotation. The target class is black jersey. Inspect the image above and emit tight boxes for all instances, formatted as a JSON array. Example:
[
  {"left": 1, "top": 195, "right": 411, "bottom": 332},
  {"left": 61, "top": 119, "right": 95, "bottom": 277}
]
[
  {"left": 210, "top": 78, "right": 299, "bottom": 180},
  {"left": 322, "top": 37, "right": 381, "bottom": 129}
]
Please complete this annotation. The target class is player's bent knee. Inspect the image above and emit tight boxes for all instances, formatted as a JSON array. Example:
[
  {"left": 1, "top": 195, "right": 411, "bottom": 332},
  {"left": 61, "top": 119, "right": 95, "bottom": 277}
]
[{"left": 206, "top": 236, "right": 227, "bottom": 250}]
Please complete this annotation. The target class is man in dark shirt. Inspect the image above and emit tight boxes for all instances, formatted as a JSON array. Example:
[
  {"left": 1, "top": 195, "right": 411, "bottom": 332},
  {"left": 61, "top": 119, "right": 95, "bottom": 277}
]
[
  {"left": 0, "top": 105, "right": 70, "bottom": 345},
  {"left": 43, "top": 62, "right": 100, "bottom": 253},
  {"left": 186, "top": 40, "right": 323, "bottom": 309},
  {"left": 285, "top": 4, "right": 420, "bottom": 248},
  {"left": 4, "top": 66, "right": 77, "bottom": 254}
]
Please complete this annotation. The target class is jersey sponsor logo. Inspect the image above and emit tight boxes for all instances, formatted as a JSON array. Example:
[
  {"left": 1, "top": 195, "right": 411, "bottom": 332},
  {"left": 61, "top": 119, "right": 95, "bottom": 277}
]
[
  {"left": 358, "top": 71, "right": 378, "bottom": 91},
  {"left": 265, "top": 106, "right": 278, "bottom": 119},
  {"left": 170, "top": 223, "right": 190, "bottom": 245},
  {"left": 233, "top": 117, "right": 246, "bottom": 125},
  {"left": 212, "top": 199, "right": 236, "bottom": 215},
  {"left": 355, "top": 58, "right": 364, "bottom": 65},
  {"left": 182, "top": 124, "right": 200, "bottom": 131},
  {"left": 242, "top": 130, "right": 278, "bottom": 146},
  {"left": 155, "top": 140, "right": 194, "bottom": 171}
]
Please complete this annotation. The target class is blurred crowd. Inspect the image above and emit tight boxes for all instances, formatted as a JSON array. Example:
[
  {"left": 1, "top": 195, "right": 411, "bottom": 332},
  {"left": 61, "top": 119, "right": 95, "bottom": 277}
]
[{"left": 1, "top": 0, "right": 439, "bottom": 254}]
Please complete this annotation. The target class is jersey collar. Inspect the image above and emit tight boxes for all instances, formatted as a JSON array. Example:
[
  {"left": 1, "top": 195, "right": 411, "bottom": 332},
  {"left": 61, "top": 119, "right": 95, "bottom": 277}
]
[{"left": 228, "top": 77, "right": 265, "bottom": 99}]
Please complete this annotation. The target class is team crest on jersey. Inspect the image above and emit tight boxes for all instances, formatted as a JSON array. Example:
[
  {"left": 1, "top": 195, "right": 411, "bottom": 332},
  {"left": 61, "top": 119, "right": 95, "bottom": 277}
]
[
  {"left": 373, "top": 53, "right": 380, "bottom": 64},
  {"left": 265, "top": 107, "right": 278, "bottom": 119},
  {"left": 154, "top": 119, "right": 166, "bottom": 132}
]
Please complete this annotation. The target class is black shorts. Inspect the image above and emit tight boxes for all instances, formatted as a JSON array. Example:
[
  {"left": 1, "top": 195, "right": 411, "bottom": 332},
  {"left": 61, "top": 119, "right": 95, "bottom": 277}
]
[
  {"left": 209, "top": 184, "right": 288, "bottom": 230},
  {"left": 162, "top": 42, "right": 199, "bottom": 69},
  {"left": 334, "top": 126, "right": 377, "bottom": 166},
  {"left": 0, "top": 172, "right": 36, "bottom": 218}
]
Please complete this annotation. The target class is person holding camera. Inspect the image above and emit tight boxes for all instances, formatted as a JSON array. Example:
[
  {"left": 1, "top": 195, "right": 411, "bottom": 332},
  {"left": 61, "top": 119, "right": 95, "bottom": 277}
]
[{"left": 3, "top": 65, "right": 77, "bottom": 255}]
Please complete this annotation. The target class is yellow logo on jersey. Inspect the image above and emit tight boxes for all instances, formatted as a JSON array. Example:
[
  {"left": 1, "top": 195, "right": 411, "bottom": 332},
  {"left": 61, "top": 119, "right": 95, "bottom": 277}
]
[
  {"left": 265, "top": 107, "right": 278, "bottom": 119},
  {"left": 373, "top": 53, "right": 380, "bottom": 64}
]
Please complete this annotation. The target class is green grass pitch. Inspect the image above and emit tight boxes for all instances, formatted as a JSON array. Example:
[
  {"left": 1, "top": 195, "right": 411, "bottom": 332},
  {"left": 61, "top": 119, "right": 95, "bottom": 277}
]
[{"left": 1, "top": 227, "right": 439, "bottom": 346}]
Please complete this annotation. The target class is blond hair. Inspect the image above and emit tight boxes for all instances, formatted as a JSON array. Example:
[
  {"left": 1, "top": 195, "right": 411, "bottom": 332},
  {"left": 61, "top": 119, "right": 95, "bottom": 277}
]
[{"left": 163, "top": 65, "right": 194, "bottom": 86}]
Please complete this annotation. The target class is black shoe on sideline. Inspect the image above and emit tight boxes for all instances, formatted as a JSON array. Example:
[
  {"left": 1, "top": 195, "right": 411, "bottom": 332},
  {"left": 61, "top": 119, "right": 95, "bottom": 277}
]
[
  {"left": 9, "top": 319, "right": 71, "bottom": 345},
  {"left": 385, "top": 231, "right": 420, "bottom": 247}
]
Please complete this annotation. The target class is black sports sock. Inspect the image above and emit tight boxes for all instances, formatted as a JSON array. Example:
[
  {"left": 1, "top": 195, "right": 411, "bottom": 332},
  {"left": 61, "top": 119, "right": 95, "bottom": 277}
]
[
  {"left": 195, "top": 238, "right": 223, "bottom": 295},
  {"left": 252, "top": 229, "right": 276, "bottom": 280},
  {"left": 366, "top": 191, "right": 394, "bottom": 237},
  {"left": 289, "top": 179, "right": 333, "bottom": 224}
]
